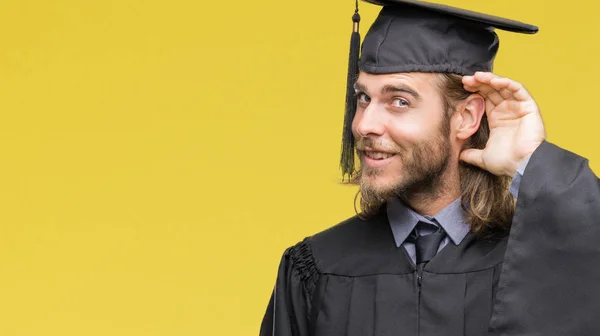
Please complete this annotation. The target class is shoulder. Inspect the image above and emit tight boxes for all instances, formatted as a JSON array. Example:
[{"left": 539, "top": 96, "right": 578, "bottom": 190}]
[
  {"left": 287, "top": 208, "right": 404, "bottom": 276},
  {"left": 286, "top": 213, "right": 373, "bottom": 270}
]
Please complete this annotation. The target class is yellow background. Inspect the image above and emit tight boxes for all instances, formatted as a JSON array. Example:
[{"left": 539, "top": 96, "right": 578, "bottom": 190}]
[{"left": 0, "top": 0, "right": 597, "bottom": 335}]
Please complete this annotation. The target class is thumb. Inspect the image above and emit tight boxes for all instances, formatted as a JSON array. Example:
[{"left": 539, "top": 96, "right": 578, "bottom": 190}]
[{"left": 460, "top": 148, "right": 485, "bottom": 169}]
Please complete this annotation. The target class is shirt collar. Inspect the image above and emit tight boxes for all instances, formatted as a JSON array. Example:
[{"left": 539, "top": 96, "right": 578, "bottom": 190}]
[{"left": 386, "top": 197, "right": 470, "bottom": 247}]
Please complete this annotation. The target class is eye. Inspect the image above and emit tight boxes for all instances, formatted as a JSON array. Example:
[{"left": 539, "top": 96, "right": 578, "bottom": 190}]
[
  {"left": 391, "top": 98, "right": 409, "bottom": 108},
  {"left": 357, "top": 92, "right": 371, "bottom": 104}
]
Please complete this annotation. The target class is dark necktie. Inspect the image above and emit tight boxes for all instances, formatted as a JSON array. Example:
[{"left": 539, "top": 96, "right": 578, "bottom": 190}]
[{"left": 411, "top": 221, "right": 446, "bottom": 265}]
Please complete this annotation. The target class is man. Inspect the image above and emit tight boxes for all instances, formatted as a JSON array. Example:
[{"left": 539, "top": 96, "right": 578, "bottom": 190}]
[{"left": 260, "top": 1, "right": 600, "bottom": 335}]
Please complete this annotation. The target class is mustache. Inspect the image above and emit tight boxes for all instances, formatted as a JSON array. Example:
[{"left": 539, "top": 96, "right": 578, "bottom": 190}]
[{"left": 355, "top": 137, "right": 401, "bottom": 153}]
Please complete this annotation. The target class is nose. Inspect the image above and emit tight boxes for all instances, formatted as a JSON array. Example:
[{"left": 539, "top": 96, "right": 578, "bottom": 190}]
[{"left": 353, "top": 103, "right": 385, "bottom": 138}]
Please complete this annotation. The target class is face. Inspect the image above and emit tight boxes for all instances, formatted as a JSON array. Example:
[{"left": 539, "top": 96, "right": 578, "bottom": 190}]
[{"left": 352, "top": 71, "right": 454, "bottom": 204}]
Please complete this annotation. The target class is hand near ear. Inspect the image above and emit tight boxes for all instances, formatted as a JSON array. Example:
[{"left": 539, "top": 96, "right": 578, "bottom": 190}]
[{"left": 460, "top": 72, "right": 546, "bottom": 177}]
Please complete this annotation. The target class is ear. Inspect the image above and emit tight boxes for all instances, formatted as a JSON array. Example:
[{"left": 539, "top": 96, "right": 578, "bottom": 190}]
[{"left": 455, "top": 94, "right": 485, "bottom": 140}]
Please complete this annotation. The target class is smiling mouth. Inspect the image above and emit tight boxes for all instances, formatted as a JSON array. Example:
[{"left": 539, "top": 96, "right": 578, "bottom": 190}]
[{"left": 363, "top": 151, "right": 396, "bottom": 160}]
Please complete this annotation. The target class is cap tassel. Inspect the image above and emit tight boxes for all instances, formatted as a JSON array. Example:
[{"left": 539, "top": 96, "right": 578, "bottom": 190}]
[{"left": 341, "top": 3, "right": 361, "bottom": 180}]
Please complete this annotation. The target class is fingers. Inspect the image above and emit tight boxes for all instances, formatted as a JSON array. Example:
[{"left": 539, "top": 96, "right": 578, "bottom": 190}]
[
  {"left": 459, "top": 148, "right": 485, "bottom": 170},
  {"left": 463, "top": 72, "right": 531, "bottom": 102},
  {"left": 487, "top": 76, "right": 531, "bottom": 101},
  {"left": 463, "top": 73, "right": 504, "bottom": 106}
]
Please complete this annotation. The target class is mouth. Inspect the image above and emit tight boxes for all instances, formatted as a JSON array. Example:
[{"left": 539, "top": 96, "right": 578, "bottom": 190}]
[{"left": 361, "top": 150, "right": 397, "bottom": 168}]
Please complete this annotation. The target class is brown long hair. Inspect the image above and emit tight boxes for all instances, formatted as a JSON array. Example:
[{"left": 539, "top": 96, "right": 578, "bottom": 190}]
[
  {"left": 438, "top": 73, "right": 515, "bottom": 237},
  {"left": 348, "top": 73, "right": 515, "bottom": 238}
]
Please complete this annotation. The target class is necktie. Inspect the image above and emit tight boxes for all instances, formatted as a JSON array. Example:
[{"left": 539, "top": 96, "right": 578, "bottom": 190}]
[{"left": 411, "top": 221, "right": 446, "bottom": 265}]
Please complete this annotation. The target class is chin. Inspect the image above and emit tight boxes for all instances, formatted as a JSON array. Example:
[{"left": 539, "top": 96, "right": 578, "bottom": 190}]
[{"left": 362, "top": 170, "right": 404, "bottom": 194}]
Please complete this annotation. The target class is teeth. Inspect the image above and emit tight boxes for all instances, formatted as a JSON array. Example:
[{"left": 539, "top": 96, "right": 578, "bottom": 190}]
[{"left": 365, "top": 151, "right": 394, "bottom": 160}]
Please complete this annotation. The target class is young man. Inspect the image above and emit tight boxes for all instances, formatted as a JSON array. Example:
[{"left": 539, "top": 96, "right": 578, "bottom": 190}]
[{"left": 260, "top": 1, "right": 600, "bottom": 335}]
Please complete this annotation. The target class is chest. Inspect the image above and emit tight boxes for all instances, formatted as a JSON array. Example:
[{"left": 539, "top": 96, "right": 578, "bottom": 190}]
[{"left": 311, "top": 264, "right": 503, "bottom": 336}]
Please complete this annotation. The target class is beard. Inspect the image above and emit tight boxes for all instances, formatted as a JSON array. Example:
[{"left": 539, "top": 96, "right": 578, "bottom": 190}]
[{"left": 357, "top": 117, "right": 453, "bottom": 207}]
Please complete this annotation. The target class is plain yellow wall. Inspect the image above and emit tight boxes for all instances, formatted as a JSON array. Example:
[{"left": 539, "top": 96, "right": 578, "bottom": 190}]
[{"left": 0, "top": 0, "right": 598, "bottom": 335}]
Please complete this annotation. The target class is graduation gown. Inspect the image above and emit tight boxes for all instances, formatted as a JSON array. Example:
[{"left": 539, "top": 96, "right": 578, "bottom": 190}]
[{"left": 260, "top": 141, "right": 600, "bottom": 336}]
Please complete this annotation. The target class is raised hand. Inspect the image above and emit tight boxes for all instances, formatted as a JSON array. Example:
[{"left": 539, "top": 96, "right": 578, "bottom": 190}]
[{"left": 460, "top": 72, "right": 546, "bottom": 177}]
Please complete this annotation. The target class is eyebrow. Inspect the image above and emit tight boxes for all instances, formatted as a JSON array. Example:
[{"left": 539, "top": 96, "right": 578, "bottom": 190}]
[{"left": 354, "top": 82, "right": 421, "bottom": 100}]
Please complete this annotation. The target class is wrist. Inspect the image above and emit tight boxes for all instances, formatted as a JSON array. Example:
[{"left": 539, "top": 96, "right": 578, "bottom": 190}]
[
  {"left": 506, "top": 151, "right": 535, "bottom": 177},
  {"left": 504, "top": 160, "right": 521, "bottom": 178}
]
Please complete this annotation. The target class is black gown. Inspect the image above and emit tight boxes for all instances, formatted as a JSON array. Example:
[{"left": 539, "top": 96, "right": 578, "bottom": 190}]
[{"left": 260, "top": 141, "right": 600, "bottom": 336}]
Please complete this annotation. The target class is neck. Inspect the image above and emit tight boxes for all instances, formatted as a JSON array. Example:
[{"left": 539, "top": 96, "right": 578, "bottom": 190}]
[
  {"left": 405, "top": 189, "right": 460, "bottom": 216},
  {"left": 402, "top": 164, "right": 461, "bottom": 216}
]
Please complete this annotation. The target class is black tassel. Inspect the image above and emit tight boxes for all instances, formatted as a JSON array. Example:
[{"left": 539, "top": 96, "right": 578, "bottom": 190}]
[{"left": 341, "top": 3, "right": 361, "bottom": 180}]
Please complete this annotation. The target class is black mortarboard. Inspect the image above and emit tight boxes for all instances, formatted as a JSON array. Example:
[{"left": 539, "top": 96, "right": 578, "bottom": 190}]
[{"left": 340, "top": 0, "right": 539, "bottom": 179}]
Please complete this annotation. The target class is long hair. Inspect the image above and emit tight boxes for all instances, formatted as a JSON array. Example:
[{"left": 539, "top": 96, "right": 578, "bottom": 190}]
[
  {"left": 437, "top": 73, "right": 515, "bottom": 237},
  {"left": 347, "top": 73, "right": 515, "bottom": 238}
]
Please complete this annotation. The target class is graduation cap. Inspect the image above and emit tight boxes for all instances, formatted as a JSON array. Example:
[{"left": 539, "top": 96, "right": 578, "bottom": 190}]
[{"left": 341, "top": 0, "right": 539, "bottom": 179}]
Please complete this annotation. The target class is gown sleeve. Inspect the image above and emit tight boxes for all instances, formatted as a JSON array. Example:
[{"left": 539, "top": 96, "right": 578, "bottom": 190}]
[
  {"left": 260, "top": 241, "right": 319, "bottom": 336},
  {"left": 489, "top": 141, "right": 600, "bottom": 336}
]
